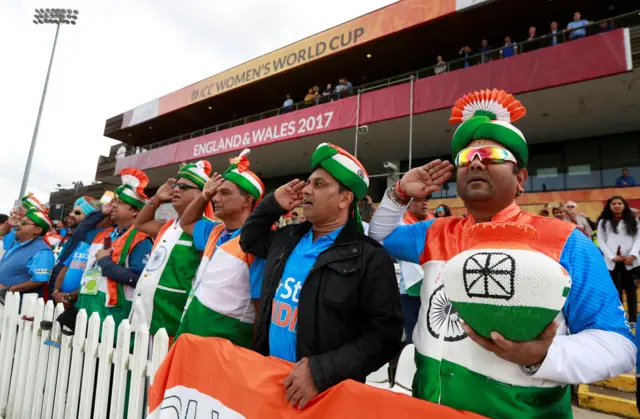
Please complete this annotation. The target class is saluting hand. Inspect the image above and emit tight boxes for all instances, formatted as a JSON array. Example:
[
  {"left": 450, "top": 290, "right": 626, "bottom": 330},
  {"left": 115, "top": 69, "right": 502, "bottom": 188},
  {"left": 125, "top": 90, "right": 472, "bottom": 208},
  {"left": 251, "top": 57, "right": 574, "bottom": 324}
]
[
  {"left": 274, "top": 179, "right": 305, "bottom": 211},
  {"left": 155, "top": 178, "right": 177, "bottom": 202},
  {"left": 202, "top": 173, "right": 224, "bottom": 201},
  {"left": 398, "top": 159, "right": 454, "bottom": 199}
]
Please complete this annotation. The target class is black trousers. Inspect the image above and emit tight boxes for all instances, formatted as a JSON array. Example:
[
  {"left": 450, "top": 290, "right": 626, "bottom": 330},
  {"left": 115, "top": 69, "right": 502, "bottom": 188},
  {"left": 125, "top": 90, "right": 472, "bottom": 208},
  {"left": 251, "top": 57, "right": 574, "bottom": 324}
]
[{"left": 611, "top": 263, "right": 637, "bottom": 323}]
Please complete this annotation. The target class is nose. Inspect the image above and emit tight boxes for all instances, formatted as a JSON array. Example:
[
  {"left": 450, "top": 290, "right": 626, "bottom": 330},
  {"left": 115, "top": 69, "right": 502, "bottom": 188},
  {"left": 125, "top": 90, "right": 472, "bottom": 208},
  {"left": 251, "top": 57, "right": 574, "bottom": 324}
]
[
  {"left": 468, "top": 156, "right": 487, "bottom": 171},
  {"left": 301, "top": 182, "right": 313, "bottom": 196}
]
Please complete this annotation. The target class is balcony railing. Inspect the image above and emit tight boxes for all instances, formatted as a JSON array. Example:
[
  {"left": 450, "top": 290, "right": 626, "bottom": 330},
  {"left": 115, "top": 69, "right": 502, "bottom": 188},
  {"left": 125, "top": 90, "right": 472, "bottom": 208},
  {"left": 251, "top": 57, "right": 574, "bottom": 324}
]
[{"left": 104, "top": 10, "right": 640, "bottom": 163}]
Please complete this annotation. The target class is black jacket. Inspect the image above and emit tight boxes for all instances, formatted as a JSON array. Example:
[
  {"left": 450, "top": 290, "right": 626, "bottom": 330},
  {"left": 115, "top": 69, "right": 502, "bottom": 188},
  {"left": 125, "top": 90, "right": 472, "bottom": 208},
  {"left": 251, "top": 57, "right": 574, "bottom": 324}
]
[{"left": 240, "top": 193, "right": 403, "bottom": 392}]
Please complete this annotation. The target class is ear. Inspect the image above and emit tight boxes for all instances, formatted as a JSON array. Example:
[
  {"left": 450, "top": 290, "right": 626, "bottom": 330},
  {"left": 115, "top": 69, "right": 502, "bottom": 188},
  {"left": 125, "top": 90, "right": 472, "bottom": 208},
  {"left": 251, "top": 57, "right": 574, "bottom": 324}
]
[
  {"left": 244, "top": 195, "right": 255, "bottom": 209},
  {"left": 35, "top": 227, "right": 44, "bottom": 236},
  {"left": 516, "top": 168, "right": 528, "bottom": 192},
  {"left": 340, "top": 190, "right": 354, "bottom": 210}
]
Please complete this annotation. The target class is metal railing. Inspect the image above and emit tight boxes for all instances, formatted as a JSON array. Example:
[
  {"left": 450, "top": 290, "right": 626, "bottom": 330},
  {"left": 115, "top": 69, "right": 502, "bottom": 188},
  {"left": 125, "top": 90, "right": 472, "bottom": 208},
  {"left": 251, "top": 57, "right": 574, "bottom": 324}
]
[{"left": 102, "top": 10, "right": 640, "bottom": 164}]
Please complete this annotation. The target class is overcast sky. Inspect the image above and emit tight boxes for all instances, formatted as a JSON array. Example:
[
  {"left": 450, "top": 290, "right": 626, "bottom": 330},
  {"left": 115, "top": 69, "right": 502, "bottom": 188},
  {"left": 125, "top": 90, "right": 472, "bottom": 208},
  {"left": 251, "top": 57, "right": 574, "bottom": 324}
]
[{"left": 0, "top": 0, "right": 396, "bottom": 214}]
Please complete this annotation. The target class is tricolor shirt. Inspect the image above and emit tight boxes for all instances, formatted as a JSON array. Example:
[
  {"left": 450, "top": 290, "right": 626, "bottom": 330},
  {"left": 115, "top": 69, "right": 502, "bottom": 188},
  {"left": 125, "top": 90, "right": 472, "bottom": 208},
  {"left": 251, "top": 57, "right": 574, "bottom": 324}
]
[
  {"left": 369, "top": 196, "right": 635, "bottom": 419},
  {"left": 175, "top": 220, "right": 264, "bottom": 348}
]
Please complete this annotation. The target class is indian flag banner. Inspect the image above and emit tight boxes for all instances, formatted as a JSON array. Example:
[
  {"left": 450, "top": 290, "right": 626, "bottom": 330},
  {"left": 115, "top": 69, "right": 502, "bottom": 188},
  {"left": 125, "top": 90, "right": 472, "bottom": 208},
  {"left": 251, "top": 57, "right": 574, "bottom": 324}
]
[{"left": 149, "top": 335, "right": 485, "bottom": 419}]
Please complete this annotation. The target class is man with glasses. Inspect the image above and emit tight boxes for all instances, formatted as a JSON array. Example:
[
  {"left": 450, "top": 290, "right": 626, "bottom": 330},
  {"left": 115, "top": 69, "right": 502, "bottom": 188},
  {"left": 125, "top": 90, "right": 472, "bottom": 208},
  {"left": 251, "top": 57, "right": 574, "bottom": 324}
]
[
  {"left": 369, "top": 89, "right": 634, "bottom": 418},
  {"left": 175, "top": 149, "right": 265, "bottom": 348},
  {"left": 0, "top": 193, "right": 48, "bottom": 252},
  {"left": 129, "top": 161, "right": 214, "bottom": 339},
  {"left": 49, "top": 196, "right": 101, "bottom": 301},
  {"left": 0, "top": 208, "right": 54, "bottom": 296}
]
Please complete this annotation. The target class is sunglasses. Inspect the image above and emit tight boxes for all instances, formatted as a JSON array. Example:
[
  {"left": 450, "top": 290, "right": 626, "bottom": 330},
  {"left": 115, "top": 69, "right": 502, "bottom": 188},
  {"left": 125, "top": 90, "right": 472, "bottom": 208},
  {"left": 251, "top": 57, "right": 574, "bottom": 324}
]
[
  {"left": 565, "top": 205, "right": 576, "bottom": 209},
  {"left": 73, "top": 210, "right": 83, "bottom": 216},
  {"left": 20, "top": 220, "right": 36, "bottom": 226},
  {"left": 455, "top": 145, "right": 518, "bottom": 168},
  {"left": 171, "top": 183, "right": 199, "bottom": 191}
]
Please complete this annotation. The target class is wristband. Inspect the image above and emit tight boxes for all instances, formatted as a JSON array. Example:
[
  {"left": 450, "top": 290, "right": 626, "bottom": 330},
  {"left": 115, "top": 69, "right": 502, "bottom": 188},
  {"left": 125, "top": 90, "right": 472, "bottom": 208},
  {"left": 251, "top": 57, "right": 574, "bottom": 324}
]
[
  {"left": 394, "top": 182, "right": 411, "bottom": 204},
  {"left": 386, "top": 188, "right": 409, "bottom": 207}
]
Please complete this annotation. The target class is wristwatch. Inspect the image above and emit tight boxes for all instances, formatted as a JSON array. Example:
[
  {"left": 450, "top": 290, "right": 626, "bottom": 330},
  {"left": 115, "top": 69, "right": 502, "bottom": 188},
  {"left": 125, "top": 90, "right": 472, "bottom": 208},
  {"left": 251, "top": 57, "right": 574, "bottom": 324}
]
[{"left": 522, "top": 362, "right": 542, "bottom": 374}]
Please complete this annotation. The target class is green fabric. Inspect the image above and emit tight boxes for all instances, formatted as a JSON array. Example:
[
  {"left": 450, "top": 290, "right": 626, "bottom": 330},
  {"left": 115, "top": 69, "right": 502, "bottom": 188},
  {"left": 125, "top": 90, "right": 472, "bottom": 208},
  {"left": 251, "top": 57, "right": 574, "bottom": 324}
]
[
  {"left": 407, "top": 280, "right": 422, "bottom": 297},
  {"left": 224, "top": 171, "right": 261, "bottom": 201},
  {"left": 76, "top": 293, "right": 133, "bottom": 339},
  {"left": 25, "top": 209, "right": 50, "bottom": 232},
  {"left": 452, "top": 116, "right": 529, "bottom": 167},
  {"left": 315, "top": 154, "right": 368, "bottom": 200},
  {"left": 413, "top": 352, "right": 571, "bottom": 419},
  {"left": 115, "top": 186, "right": 145, "bottom": 209},
  {"left": 149, "top": 230, "right": 201, "bottom": 336},
  {"left": 175, "top": 295, "right": 253, "bottom": 349},
  {"left": 452, "top": 302, "right": 558, "bottom": 341},
  {"left": 178, "top": 166, "right": 206, "bottom": 189}
]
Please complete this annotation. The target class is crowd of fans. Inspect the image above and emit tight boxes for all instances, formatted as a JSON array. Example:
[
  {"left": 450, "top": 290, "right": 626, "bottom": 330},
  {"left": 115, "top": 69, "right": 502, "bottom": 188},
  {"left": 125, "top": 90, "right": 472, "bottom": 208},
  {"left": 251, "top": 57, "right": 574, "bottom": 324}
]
[
  {"left": 282, "top": 78, "right": 353, "bottom": 112},
  {"left": 433, "top": 11, "right": 613, "bottom": 71}
]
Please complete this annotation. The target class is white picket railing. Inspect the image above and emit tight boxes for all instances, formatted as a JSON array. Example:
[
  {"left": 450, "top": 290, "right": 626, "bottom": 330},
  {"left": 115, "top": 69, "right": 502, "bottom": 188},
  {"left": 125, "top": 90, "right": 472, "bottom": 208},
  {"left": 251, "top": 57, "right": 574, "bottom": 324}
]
[{"left": 0, "top": 292, "right": 169, "bottom": 419}]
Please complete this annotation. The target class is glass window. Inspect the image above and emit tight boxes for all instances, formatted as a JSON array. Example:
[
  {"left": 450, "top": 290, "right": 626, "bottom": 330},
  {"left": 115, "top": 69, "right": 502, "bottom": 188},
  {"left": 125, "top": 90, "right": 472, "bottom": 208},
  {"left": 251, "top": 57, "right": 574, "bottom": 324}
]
[
  {"left": 564, "top": 138, "right": 601, "bottom": 189},
  {"left": 600, "top": 133, "right": 640, "bottom": 187},
  {"left": 528, "top": 144, "right": 565, "bottom": 192}
]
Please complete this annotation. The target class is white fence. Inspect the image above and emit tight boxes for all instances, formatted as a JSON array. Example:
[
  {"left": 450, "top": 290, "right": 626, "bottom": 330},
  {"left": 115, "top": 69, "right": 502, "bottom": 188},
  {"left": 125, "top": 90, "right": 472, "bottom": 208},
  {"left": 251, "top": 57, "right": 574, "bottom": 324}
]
[{"left": 0, "top": 292, "right": 169, "bottom": 419}]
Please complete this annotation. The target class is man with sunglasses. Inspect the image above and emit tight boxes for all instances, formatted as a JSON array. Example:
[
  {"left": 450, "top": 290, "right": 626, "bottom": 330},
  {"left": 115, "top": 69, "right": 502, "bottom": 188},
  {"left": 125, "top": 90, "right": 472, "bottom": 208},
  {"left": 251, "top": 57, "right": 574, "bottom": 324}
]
[
  {"left": 0, "top": 209, "right": 54, "bottom": 296},
  {"left": 49, "top": 196, "right": 101, "bottom": 302},
  {"left": 174, "top": 149, "right": 265, "bottom": 348},
  {"left": 129, "top": 161, "right": 214, "bottom": 339},
  {"left": 0, "top": 193, "right": 48, "bottom": 253},
  {"left": 369, "top": 89, "right": 634, "bottom": 418}
]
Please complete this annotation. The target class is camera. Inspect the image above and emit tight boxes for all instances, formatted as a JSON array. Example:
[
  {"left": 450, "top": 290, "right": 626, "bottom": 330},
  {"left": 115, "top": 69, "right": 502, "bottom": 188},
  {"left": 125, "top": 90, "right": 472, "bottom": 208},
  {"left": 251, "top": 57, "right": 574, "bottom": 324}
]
[{"left": 383, "top": 161, "right": 399, "bottom": 174}]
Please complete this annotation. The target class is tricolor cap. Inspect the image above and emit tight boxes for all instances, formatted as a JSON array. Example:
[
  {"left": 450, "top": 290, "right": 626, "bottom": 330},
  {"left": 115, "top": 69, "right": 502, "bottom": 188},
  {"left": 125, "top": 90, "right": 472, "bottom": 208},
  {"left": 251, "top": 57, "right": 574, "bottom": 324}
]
[
  {"left": 310, "top": 143, "right": 369, "bottom": 200},
  {"left": 223, "top": 149, "right": 265, "bottom": 203},
  {"left": 449, "top": 89, "right": 528, "bottom": 167},
  {"left": 25, "top": 208, "right": 52, "bottom": 233},
  {"left": 177, "top": 160, "right": 211, "bottom": 190},
  {"left": 115, "top": 168, "right": 149, "bottom": 209},
  {"left": 22, "top": 193, "right": 47, "bottom": 214}
]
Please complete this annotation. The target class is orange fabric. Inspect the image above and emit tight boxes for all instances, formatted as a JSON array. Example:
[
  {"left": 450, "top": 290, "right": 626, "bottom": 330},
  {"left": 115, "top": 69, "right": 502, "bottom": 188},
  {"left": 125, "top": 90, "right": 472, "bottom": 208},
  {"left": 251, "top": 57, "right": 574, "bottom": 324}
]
[
  {"left": 151, "top": 220, "right": 175, "bottom": 252},
  {"left": 92, "top": 227, "right": 150, "bottom": 305},
  {"left": 421, "top": 202, "right": 575, "bottom": 264},
  {"left": 202, "top": 224, "right": 228, "bottom": 258},
  {"left": 403, "top": 212, "right": 432, "bottom": 224},
  {"left": 149, "top": 335, "right": 485, "bottom": 418}
]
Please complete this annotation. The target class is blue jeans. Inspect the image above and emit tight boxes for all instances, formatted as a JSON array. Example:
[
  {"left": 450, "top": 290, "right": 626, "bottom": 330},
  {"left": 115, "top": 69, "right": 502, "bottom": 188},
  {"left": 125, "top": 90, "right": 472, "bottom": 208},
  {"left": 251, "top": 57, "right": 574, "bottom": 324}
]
[{"left": 400, "top": 294, "right": 421, "bottom": 344}]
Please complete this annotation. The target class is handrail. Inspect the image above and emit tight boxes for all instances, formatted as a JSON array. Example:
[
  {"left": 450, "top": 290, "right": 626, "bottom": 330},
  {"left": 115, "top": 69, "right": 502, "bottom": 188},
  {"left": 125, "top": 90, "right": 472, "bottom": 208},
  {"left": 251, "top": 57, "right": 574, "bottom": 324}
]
[{"left": 102, "top": 10, "right": 640, "bottom": 164}]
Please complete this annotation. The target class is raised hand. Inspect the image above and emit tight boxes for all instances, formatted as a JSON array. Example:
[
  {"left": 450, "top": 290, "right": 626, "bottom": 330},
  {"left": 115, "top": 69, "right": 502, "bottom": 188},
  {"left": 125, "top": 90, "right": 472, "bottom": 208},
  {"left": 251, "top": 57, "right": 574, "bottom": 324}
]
[
  {"left": 155, "top": 178, "right": 177, "bottom": 202},
  {"left": 202, "top": 173, "right": 224, "bottom": 201},
  {"left": 398, "top": 159, "right": 454, "bottom": 199},
  {"left": 274, "top": 179, "right": 304, "bottom": 211}
]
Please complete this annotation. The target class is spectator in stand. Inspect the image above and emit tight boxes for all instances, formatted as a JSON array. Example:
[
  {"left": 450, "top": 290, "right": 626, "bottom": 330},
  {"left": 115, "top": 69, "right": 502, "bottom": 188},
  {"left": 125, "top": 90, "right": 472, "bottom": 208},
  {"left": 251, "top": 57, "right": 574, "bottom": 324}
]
[
  {"left": 335, "top": 78, "right": 352, "bottom": 98},
  {"left": 547, "top": 21, "right": 563, "bottom": 46},
  {"left": 312, "top": 86, "right": 320, "bottom": 100},
  {"left": 499, "top": 35, "right": 518, "bottom": 58},
  {"left": 526, "top": 26, "right": 537, "bottom": 41},
  {"left": 551, "top": 203, "right": 568, "bottom": 221},
  {"left": 564, "top": 201, "right": 594, "bottom": 238},
  {"left": 304, "top": 88, "right": 315, "bottom": 105},
  {"left": 0, "top": 194, "right": 48, "bottom": 252},
  {"left": 567, "top": 11, "right": 589, "bottom": 40},
  {"left": 0, "top": 214, "right": 7, "bottom": 259},
  {"left": 478, "top": 39, "right": 492, "bottom": 63},
  {"left": 240, "top": 143, "right": 402, "bottom": 408},
  {"left": 49, "top": 196, "right": 101, "bottom": 295},
  {"left": 0, "top": 209, "right": 54, "bottom": 296},
  {"left": 434, "top": 55, "right": 447, "bottom": 74},
  {"left": 598, "top": 20, "right": 613, "bottom": 33},
  {"left": 458, "top": 45, "right": 472, "bottom": 68},
  {"left": 434, "top": 204, "right": 452, "bottom": 218},
  {"left": 282, "top": 94, "right": 294, "bottom": 113},
  {"left": 322, "top": 84, "right": 333, "bottom": 98},
  {"left": 597, "top": 196, "right": 640, "bottom": 325},
  {"left": 616, "top": 168, "right": 636, "bottom": 187}
]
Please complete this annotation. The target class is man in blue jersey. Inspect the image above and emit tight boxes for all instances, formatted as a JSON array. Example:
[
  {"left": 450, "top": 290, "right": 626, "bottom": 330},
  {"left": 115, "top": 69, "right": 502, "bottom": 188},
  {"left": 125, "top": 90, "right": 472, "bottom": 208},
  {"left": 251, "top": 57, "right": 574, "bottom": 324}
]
[{"left": 369, "top": 89, "right": 635, "bottom": 418}]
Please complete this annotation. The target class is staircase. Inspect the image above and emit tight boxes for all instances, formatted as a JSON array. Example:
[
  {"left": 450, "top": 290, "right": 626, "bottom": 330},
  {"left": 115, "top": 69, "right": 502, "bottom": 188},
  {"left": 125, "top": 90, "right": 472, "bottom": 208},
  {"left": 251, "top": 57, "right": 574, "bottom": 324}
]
[{"left": 577, "top": 289, "right": 638, "bottom": 417}]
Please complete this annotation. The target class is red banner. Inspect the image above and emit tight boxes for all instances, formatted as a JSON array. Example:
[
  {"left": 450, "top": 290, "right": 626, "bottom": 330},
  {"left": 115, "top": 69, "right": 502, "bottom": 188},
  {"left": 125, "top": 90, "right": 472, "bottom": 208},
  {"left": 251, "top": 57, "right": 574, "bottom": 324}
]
[
  {"left": 148, "top": 335, "right": 484, "bottom": 419},
  {"left": 116, "top": 97, "right": 357, "bottom": 173},
  {"left": 116, "top": 29, "right": 630, "bottom": 174}
]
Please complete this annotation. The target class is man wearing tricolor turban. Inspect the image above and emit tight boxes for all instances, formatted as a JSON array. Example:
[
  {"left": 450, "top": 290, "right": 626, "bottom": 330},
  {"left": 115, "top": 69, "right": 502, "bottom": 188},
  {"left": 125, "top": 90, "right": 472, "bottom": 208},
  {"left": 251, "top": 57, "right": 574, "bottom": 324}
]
[
  {"left": 369, "top": 89, "right": 634, "bottom": 418},
  {"left": 73, "top": 168, "right": 153, "bottom": 329},
  {"left": 0, "top": 208, "right": 54, "bottom": 296},
  {"left": 129, "top": 161, "right": 215, "bottom": 338},
  {"left": 240, "top": 143, "right": 402, "bottom": 409},
  {"left": 0, "top": 193, "right": 48, "bottom": 253},
  {"left": 175, "top": 149, "right": 266, "bottom": 347}
]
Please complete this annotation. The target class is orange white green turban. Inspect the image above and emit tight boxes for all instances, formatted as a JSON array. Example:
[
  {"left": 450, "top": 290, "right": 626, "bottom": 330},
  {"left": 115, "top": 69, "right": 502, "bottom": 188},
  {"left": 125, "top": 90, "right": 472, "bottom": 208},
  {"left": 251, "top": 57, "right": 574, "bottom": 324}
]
[
  {"left": 116, "top": 168, "right": 149, "bottom": 209},
  {"left": 223, "top": 149, "right": 264, "bottom": 203},
  {"left": 450, "top": 89, "right": 528, "bottom": 167}
]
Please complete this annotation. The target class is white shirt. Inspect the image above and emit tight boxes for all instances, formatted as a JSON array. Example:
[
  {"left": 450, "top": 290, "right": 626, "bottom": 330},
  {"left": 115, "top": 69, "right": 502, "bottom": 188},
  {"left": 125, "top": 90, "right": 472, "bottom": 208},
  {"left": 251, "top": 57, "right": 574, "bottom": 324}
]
[{"left": 597, "top": 218, "right": 640, "bottom": 271}]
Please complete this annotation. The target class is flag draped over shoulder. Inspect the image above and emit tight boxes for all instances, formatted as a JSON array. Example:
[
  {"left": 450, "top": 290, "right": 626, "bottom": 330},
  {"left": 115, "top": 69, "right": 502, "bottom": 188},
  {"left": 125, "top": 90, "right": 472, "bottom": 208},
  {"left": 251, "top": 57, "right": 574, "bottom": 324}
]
[{"left": 148, "top": 335, "right": 486, "bottom": 419}]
